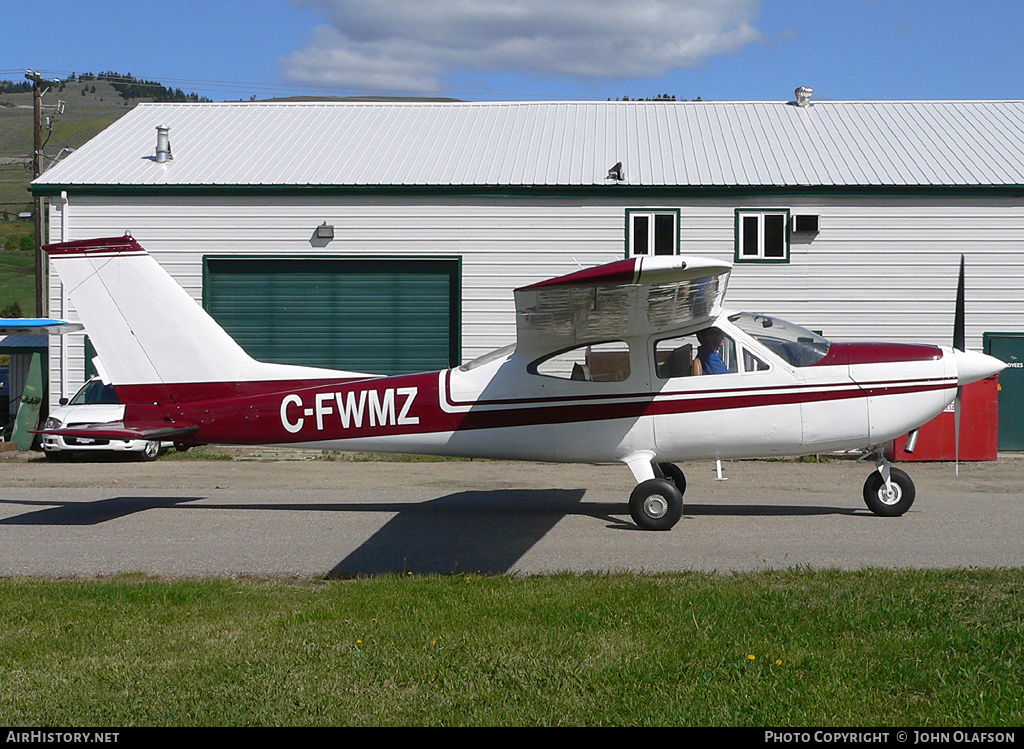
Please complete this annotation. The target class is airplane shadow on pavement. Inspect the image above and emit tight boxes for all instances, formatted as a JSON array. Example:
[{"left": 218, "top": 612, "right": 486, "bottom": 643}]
[
  {"left": 329, "top": 489, "right": 589, "bottom": 577},
  {"left": 327, "top": 491, "right": 865, "bottom": 577},
  {"left": 0, "top": 496, "right": 204, "bottom": 525}
]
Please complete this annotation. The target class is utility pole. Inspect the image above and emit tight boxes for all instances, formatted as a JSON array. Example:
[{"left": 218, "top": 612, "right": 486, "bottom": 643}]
[
  {"left": 25, "top": 70, "right": 47, "bottom": 317},
  {"left": 24, "top": 70, "right": 67, "bottom": 316}
]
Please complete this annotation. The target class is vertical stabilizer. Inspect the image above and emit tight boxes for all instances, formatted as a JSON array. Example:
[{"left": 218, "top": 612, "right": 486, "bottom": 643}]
[{"left": 47, "top": 236, "right": 368, "bottom": 387}]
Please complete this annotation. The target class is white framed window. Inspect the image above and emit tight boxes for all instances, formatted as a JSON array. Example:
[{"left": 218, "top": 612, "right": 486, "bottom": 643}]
[
  {"left": 735, "top": 209, "right": 790, "bottom": 263},
  {"left": 627, "top": 209, "right": 679, "bottom": 257},
  {"left": 530, "top": 341, "right": 631, "bottom": 382},
  {"left": 654, "top": 331, "right": 771, "bottom": 379},
  {"left": 655, "top": 331, "right": 737, "bottom": 378}
]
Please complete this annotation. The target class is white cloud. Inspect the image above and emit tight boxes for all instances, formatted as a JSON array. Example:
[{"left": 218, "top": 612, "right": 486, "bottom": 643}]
[{"left": 283, "top": 0, "right": 762, "bottom": 93}]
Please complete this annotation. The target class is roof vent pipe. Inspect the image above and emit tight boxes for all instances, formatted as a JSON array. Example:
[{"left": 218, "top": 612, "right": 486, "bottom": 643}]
[
  {"left": 155, "top": 125, "right": 173, "bottom": 162},
  {"left": 794, "top": 86, "right": 813, "bottom": 107}
]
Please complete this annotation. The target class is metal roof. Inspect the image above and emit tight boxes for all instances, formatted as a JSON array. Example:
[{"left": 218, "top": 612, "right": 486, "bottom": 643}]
[
  {"left": 0, "top": 335, "right": 47, "bottom": 350},
  {"left": 33, "top": 99, "right": 1024, "bottom": 189}
]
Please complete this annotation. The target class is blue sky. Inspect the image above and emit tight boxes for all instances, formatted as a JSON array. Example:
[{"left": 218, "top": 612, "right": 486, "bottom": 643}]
[{"left": 3, "top": 1, "right": 1022, "bottom": 102}]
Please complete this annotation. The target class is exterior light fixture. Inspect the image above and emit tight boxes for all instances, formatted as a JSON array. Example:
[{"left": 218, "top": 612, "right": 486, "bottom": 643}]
[{"left": 316, "top": 222, "right": 334, "bottom": 240}]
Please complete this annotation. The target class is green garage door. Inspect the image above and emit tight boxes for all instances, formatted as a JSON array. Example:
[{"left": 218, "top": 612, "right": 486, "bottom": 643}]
[
  {"left": 204, "top": 256, "right": 460, "bottom": 376},
  {"left": 985, "top": 332, "right": 1024, "bottom": 450}
]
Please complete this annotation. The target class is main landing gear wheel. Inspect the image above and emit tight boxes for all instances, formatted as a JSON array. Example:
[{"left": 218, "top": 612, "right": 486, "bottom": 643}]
[
  {"left": 657, "top": 462, "right": 687, "bottom": 496},
  {"left": 863, "top": 467, "right": 916, "bottom": 517},
  {"left": 629, "top": 478, "right": 683, "bottom": 531}
]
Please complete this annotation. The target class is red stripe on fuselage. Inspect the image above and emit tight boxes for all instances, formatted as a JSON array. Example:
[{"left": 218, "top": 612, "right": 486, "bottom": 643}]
[
  {"left": 813, "top": 342, "right": 942, "bottom": 366},
  {"left": 441, "top": 368, "right": 953, "bottom": 411},
  {"left": 116, "top": 370, "right": 955, "bottom": 446},
  {"left": 116, "top": 376, "right": 378, "bottom": 404}
]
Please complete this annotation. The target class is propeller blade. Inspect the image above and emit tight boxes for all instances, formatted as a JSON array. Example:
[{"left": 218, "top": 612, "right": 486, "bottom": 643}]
[{"left": 953, "top": 254, "right": 965, "bottom": 351}]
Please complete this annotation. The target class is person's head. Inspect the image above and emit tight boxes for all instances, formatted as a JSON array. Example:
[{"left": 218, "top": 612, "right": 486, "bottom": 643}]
[{"left": 697, "top": 327, "right": 725, "bottom": 349}]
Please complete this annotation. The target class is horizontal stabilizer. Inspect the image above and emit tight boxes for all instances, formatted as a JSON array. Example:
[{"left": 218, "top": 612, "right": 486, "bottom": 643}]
[{"left": 35, "top": 422, "right": 200, "bottom": 442}]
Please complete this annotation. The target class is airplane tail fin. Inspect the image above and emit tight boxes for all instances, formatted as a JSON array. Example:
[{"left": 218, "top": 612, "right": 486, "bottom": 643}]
[{"left": 47, "top": 235, "right": 368, "bottom": 399}]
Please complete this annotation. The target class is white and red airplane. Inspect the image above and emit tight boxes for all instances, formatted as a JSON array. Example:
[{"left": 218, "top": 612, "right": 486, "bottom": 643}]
[{"left": 21, "top": 235, "right": 1006, "bottom": 529}]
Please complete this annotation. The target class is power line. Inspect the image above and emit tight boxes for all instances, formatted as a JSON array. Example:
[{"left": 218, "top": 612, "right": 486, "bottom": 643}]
[
  {"left": 9, "top": 68, "right": 586, "bottom": 102},
  {"left": 15, "top": 69, "right": 367, "bottom": 100}
]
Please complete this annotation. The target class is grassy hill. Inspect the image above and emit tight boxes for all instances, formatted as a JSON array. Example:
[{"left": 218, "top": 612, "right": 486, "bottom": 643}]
[
  {"left": 0, "top": 77, "right": 141, "bottom": 217},
  {"left": 0, "top": 74, "right": 207, "bottom": 316}
]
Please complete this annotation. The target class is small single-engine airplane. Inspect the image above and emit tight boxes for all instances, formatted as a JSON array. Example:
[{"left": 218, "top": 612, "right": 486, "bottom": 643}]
[{"left": 12, "top": 235, "right": 1007, "bottom": 529}]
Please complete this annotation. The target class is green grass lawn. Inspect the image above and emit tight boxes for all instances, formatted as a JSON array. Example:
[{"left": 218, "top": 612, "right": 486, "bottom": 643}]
[
  {"left": 0, "top": 232, "right": 36, "bottom": 316},
  {"left": 1, "top": 569, "right": 1021, "bottom": 726}
]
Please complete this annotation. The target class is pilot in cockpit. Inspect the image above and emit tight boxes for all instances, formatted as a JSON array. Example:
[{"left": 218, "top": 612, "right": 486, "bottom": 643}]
[{"left": 696, "top": 327, "right": 730, "bottom": 374}]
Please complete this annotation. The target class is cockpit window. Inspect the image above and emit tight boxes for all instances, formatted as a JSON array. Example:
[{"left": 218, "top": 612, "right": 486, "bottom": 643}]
[{"left": 730, "top": 313, "right": 831, "bottom": 367}]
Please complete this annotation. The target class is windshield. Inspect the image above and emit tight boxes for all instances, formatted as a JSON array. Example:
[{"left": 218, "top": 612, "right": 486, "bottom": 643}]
[
  {"left": 459, "top": 343, "right": 516, "bottom": 372},
  {"left": 69, "top": 379, "right": 121, "bottom": 405},
  {"left": 729, "top": 313, "right": 831, "bottom": 367}
]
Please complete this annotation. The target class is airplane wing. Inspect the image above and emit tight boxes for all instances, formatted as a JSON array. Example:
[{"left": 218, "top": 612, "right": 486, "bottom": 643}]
[
  {"left": 513, "top": 255, "right": 732, "bottom": 352},
  {"left": 0, "top": 318, "right": 84, "bottom": 334}
]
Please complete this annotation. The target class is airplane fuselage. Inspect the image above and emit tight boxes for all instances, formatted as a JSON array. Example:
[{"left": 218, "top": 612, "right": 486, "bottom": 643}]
[{"left": 115, "top": 317, "right": 958, "bottom": 467}]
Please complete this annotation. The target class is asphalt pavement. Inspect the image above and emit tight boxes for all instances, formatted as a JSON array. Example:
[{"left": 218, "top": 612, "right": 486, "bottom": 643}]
[{"left": 0, "top": 450, "right": 1021, "bottom": 577}]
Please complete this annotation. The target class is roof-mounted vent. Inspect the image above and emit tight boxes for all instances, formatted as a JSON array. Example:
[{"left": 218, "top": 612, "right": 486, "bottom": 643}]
[
  {"left": 794, "top": 86, "right": 813, "bottom": 107},
  {"left": 155, "top": 125, "right": 173, "bottom": 163}
]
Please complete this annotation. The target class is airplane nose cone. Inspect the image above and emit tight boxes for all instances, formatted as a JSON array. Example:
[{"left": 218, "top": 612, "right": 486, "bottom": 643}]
[{"left": 954, "top": 348, "right": 1007, "bottom": 386}]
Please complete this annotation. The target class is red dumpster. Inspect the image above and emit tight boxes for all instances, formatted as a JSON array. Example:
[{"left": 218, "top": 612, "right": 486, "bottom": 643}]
[{"left": 886, "top": 376, "right": 1000, "bottom": 461}]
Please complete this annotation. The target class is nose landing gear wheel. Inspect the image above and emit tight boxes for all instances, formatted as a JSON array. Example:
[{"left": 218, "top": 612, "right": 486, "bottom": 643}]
[
  {"left": 629, "top": 478, "right": 683, "bottom": 530},
  {"left": 863, "top": 467, "right": 915, "bottom": 516}
]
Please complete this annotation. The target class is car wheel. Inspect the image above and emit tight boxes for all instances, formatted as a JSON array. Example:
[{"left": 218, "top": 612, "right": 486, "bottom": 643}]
[{"left": 139, "top": 441, "right": 161, "bottom": 461}]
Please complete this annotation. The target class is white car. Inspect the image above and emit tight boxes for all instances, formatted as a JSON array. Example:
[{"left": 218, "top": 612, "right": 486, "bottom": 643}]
[{"left": 41, "top": 377, "right": 163, "bottom": 461}]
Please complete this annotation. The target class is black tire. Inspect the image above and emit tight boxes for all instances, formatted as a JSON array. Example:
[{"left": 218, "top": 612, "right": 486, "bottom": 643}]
[
  {"left": 139, "top": 441, "right": 161, "bottom": 462},
  {"left": 863, "top": 467, "right": 915, "bottom": 516},
  {"left": 43, "top": 450, "right": 69, "bottom": 462},
  {"left": 657, "top": 462, "right": 687, "bottom": 496},
  {"left": 629, "top": 478, "right": 683, "bottom": 531}
]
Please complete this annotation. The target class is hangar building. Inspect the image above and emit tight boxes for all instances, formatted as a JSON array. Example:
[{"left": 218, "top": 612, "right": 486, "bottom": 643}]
[{"left": 30, "top": 93, "right": 1024, "bottom": 446}]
